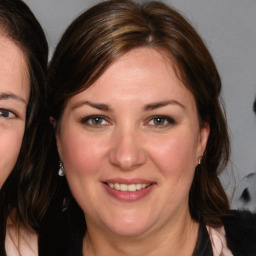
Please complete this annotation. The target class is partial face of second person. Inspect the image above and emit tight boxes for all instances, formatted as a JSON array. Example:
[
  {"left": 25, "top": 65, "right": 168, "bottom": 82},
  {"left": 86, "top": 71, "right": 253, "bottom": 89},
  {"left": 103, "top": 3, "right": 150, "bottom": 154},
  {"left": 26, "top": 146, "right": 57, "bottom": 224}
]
[
  {"left": 0, "top": 34, "right": 29, "bottom": 187},
  {"left": 56, "top": 48, "right": 209, "bottom": 237}
]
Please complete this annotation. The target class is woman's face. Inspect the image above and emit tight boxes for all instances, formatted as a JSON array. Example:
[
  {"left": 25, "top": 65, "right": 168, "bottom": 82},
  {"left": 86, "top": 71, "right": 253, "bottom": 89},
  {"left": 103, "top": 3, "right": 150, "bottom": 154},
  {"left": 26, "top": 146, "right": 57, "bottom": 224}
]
[
  {"left": 57, "top": 48, "right": 209, "bottom": 237},
  {"left": 0, "top": 35, "right": 30, "bottom": 187}
]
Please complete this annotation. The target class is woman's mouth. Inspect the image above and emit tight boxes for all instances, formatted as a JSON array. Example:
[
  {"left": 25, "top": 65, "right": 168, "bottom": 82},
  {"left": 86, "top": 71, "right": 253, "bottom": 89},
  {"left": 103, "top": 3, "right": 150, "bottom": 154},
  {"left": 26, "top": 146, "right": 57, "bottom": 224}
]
[
  {"left": 103, "top": 180, "right": 155, "bottom": 202},
  {"left": 106, "top": 183, "right": 150, "bottom": 192}
]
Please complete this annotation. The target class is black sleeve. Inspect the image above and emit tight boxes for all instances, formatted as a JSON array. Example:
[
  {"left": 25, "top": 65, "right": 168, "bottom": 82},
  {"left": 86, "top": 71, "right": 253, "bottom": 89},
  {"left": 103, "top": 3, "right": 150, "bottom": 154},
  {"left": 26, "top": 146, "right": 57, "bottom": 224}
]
[{"left": 222, "top": 210, "right": 256, "bottom": 256}]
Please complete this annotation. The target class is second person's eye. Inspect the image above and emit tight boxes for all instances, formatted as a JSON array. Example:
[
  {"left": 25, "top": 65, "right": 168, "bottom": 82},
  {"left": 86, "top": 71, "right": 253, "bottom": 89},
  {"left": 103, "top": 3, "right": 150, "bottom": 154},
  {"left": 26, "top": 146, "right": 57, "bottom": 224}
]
[{"left": 0, "top": 109, "right": 16, "bottom": 119}]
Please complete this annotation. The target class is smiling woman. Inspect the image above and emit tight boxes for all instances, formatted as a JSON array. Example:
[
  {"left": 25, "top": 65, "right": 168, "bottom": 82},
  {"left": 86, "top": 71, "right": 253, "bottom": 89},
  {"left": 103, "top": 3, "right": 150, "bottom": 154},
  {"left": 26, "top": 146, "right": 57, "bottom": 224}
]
[
  {"left": 40, "top": 0, "right": 256, "bottom": 255},
  {"left": 0, "top": 0, "right": 49, "bottom": 255},
  {"left": 56, "top": 48, "right": 209, "bottom": 242}
]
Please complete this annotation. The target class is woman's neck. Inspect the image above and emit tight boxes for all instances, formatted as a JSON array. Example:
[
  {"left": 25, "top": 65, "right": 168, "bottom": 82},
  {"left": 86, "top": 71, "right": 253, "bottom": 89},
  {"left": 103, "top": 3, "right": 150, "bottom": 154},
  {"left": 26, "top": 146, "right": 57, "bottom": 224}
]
[
  {"left": 5, "top": 221, "right": 38, "bottom": 256},
  {"left": 83, "top": 211, "right": 199, "bottom": 256}
]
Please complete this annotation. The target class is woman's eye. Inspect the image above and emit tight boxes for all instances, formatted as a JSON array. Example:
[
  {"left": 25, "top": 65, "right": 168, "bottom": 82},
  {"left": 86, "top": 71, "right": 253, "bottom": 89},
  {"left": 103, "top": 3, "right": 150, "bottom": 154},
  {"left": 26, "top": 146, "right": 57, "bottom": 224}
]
[
  {"left": 81, "top": 115, "right": 109, "bottom": 127},
  {"left": 148, "top": 116, "right": 175, "bottom": 127},
  {"left": 0, "top": 109, "right": 16, "bottom": 119}
]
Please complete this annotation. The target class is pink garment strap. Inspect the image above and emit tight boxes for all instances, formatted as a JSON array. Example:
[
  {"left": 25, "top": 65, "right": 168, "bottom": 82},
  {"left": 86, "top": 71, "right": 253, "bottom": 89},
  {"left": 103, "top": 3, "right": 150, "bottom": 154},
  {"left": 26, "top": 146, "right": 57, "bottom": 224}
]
[{"left": 206, "top": 226, "right": 233, "bottom": 256}]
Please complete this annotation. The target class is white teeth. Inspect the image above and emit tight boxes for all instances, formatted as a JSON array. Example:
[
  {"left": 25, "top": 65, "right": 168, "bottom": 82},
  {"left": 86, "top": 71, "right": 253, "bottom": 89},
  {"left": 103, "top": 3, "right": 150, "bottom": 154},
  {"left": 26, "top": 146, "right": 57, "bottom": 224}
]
[
  {"left": 120, "top": 184, "right": 127, "bottom": 191},
  {"left": 107, "top": 183, "right": 149, "bottom": 191},
  {"left": 128, "top": 184, "right": 136, "bottom": 192},
  {"left": 136, "top": 184, "right": 142, "bottom": 190},
  {"left": 114, "top": 183, "right": 120, "bottom": 190}
]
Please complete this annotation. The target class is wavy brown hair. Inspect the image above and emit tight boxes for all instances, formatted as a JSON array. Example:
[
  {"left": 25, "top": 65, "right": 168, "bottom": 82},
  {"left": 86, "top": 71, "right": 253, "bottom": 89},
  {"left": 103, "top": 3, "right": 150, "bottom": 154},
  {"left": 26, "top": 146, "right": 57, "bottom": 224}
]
[
  {"left": 47, "top": 0, "right": 230, "bottom": 229},
  {"left": 0, "top": 0, "right": 49, "bottom": 255}
]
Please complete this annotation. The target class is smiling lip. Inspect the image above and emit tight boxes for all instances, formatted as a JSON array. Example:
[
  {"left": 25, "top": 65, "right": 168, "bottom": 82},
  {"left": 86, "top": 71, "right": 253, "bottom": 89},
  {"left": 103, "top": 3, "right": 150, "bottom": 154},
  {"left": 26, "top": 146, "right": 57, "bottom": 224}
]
[{"left": 102, "top": 179, "right": 155, "bottom": 202}]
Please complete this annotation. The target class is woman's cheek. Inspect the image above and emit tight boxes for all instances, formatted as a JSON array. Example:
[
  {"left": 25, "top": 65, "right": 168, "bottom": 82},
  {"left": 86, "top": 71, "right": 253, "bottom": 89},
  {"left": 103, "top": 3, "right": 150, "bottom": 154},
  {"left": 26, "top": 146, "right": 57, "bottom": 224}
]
[
  {"left": 61, "top": 132, "right": 108, "bottom": 175},
  {"left": 0, "top": 127, "right": 25, "bottom": 186}
]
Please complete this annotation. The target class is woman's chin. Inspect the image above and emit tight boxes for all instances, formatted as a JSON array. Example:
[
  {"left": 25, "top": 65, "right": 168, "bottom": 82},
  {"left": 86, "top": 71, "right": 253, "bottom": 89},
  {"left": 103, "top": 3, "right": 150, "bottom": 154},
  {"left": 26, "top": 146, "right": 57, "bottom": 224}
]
[
  {"left": 109, "top": 225, "right": 150, "bottom": 238},
  {"left": 103, "top": 214, "right": 154, "bottom": 238}
]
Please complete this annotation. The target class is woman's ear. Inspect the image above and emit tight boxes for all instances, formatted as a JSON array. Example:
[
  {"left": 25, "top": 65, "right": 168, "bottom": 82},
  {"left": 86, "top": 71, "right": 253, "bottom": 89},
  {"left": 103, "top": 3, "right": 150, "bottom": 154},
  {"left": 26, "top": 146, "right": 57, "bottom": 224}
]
[
  {"left": 49, "top": 116, "right": 62, "bottom": 159},
  {"left": 197, "top": 122, "right": 210, "bottom": 158},
  {"left": 49, "top": 116, "right": 57, "bottom": 128},
  {"left": 56, "top": 135, "right": 62, "bottom": 160}
]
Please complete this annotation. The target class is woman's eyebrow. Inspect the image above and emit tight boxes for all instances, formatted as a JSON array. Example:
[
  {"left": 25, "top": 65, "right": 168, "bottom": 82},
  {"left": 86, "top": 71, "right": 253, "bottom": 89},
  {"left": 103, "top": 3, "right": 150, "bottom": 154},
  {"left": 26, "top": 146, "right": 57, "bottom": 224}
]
[
  {"left": 143, "top": 100, "right": 185, "bottom": 111},
  {"left": 0, "top": 92, "right": 26, "bottom": 104},
  {"left": 71, "top": 100, "right": 112, "bottom": 111}
]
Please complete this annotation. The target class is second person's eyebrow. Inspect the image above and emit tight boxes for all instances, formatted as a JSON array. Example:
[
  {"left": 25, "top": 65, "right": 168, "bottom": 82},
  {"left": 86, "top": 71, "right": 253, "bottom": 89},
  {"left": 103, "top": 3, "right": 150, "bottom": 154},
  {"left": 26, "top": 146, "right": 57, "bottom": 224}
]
[{"left": 0, "top": 92, "right": 27, "bottom": 104}]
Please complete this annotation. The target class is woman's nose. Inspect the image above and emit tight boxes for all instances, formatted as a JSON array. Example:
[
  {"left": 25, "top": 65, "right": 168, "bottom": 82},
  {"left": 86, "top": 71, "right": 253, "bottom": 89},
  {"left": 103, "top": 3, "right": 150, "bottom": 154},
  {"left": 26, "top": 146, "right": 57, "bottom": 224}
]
[{"left": 108, "top": 128, "right": 147, "bottom": 171}]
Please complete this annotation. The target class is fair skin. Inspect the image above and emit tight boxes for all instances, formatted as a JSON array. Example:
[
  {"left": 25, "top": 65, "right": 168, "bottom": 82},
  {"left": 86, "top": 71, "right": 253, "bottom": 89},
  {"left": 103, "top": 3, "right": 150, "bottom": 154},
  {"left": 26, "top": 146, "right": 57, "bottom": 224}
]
[
  {"left": 0, "top": 34, "right": 30, "bottom": 188},
  {"left": 0, "top": 34, "right": 37, "bottom": 255},
  {"left": 56, "top": 48, "right": 210, "bottom": 256}
]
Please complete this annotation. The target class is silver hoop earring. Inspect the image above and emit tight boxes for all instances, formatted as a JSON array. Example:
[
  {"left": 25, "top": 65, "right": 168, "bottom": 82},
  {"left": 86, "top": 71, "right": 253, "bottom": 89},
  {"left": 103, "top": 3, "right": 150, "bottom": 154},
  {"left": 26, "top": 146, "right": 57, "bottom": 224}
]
[{"left": 58, "top": 161, "right": 65, "bottom": 176}]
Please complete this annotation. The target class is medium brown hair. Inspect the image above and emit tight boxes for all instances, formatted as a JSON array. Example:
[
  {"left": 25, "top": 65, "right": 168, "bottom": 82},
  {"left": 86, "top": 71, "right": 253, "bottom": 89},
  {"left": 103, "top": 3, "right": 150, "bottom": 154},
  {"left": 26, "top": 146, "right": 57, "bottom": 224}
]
[
  {"left": 0, "top": 0, "right": 49, "bottom": 255},
  {"left": 48, "top": 0, "right": 230, "bottom": 228}
]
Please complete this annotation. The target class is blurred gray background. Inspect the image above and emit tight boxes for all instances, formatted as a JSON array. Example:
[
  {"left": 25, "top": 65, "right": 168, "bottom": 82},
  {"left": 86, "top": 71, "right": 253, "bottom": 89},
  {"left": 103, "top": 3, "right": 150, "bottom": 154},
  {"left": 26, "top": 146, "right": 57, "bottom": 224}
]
[{"left": 23, "top": 0, "right": 256, "bottom": 206}]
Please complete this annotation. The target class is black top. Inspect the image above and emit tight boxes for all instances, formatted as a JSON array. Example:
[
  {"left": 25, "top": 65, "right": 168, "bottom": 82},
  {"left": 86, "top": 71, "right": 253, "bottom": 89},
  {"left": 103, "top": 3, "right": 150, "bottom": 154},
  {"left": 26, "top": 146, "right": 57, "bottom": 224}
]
[
  {"left": 222, "top": 210, "right": 256, "bottom": 256},
  {"left": 193, "top": 220, "right": 213, "bottom": 256},
  {"left": 39, "top": 205, "right": 256, "bottom": 256}
]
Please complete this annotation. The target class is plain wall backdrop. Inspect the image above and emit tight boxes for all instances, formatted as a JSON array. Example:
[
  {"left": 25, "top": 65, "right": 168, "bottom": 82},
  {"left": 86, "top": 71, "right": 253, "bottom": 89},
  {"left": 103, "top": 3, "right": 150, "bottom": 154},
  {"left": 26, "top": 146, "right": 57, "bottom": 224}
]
[{"left": 23, "top": 0, "right": 256, "bottom": 206}]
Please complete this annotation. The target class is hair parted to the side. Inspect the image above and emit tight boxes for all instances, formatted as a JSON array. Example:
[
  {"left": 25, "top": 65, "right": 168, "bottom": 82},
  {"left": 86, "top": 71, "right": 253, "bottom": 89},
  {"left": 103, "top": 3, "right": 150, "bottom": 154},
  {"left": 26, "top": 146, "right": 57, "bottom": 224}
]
[
  {"left": 0, "top": 0, "right": 49, "bottom": 255},
  {"left": 47, "top": 0, "right": 230, "bottom": 228}
]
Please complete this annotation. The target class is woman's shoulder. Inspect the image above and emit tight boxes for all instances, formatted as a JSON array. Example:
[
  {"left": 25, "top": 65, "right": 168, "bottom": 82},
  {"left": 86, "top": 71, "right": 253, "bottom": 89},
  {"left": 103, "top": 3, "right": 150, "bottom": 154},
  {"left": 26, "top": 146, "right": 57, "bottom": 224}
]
[
  {"left": 222, "top": 209, "right": 256, "bottom": 232},
  {"left": 5, "top": 224, "right": 38, "bottom": 256},
  {"left": 222, "top": 210, "right": 256, "bottom": 255}
]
